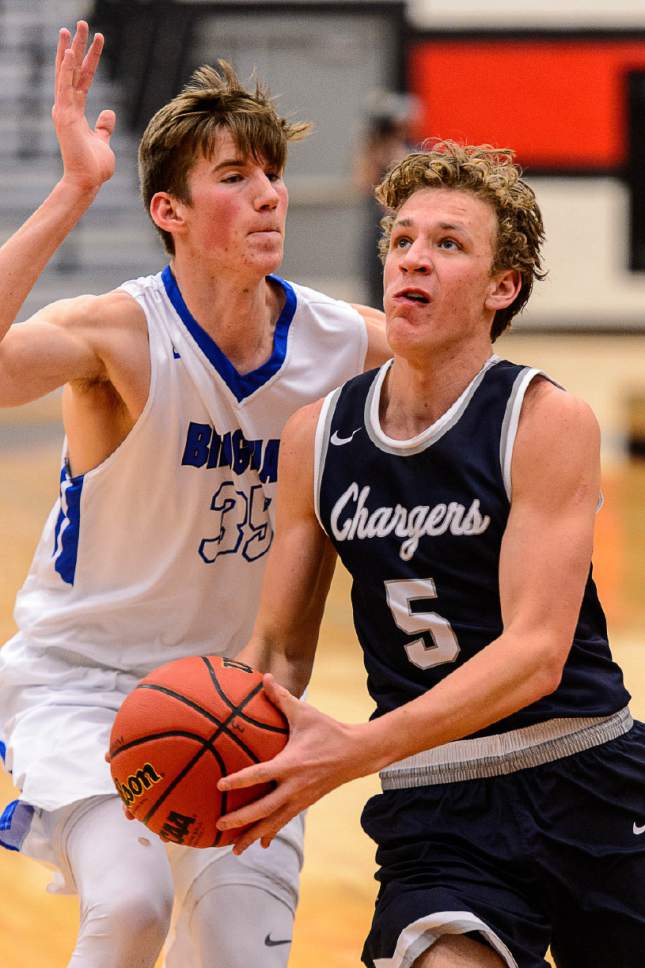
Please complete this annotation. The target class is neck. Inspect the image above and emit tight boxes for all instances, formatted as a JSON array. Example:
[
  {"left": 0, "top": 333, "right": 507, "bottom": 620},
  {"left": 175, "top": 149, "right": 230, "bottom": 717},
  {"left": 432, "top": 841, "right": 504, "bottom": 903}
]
[
  {"left": 381, "top": 338, "right": 494, "bottom": 440},
  {"left": 170, "top": 253, "right": 284, "bottom": 373}
]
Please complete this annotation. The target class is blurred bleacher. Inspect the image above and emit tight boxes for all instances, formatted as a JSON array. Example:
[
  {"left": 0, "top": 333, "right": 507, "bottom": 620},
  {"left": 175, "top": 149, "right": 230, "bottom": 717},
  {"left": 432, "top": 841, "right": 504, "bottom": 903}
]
[{"left": 0, "top": 0, "right": 165, "bottom": 320}]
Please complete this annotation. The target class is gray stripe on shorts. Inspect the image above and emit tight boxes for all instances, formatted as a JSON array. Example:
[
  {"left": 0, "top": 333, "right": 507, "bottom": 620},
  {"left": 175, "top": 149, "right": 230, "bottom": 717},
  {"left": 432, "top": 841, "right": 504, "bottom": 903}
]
[{"left": 380, "top": 707, "right": 632, "bottom": 789}]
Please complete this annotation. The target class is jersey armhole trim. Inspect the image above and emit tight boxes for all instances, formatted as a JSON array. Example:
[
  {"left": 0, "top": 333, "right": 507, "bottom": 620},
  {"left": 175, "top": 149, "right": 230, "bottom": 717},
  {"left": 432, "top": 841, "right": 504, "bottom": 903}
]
[
  {"left": 500, "top": 367, "right": 543, "bottom": 502},
  {"left": 313, "top": 387, "right": 342, "bottom": 533}
]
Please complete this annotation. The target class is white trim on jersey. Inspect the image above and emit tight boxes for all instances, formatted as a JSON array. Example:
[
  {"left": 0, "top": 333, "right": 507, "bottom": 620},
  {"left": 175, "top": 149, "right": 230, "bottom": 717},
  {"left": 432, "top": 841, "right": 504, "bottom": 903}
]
[
  {"left": 372, "top": 910, "right": 518, "bottom": 968},
  {"left": 313, "top": 387, "right": 342, "bottom": 535},
  {"left": 365, "top": 355, "right": 500, "bottom": 457},
  {"left": 499, "top": 367, "right": 543, "bottom": 501}
]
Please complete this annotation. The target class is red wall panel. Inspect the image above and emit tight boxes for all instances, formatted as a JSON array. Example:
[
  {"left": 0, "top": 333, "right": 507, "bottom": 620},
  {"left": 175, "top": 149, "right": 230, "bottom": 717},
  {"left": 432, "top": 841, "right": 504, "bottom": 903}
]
[{"left": 409, "top": 40, "right": 645, "bottom": 169}]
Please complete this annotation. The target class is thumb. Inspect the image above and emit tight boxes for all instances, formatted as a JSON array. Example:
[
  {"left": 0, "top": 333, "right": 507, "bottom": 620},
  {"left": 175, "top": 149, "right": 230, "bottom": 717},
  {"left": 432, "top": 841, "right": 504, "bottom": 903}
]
[
  {"left": 262, "top": 673, "right": 301, "bottom": 722},
  {"left": 95, "top": 108, "right": 116, "bottom": 142}
]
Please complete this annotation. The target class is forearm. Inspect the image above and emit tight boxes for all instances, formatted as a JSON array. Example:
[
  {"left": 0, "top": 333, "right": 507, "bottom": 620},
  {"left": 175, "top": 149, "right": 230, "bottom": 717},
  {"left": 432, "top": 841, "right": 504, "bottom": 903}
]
[
  {"left": 236, "top": 632, "right": 315, "bottom": 698},
  {"left": 215, "top": 631, "right": 557, "bottom": 853},
  {"left": 0, "top": 179, "right": 98, "bottom": 338},
  {"left": 350, "top": 628, "right": 564, "bottom": 779}
]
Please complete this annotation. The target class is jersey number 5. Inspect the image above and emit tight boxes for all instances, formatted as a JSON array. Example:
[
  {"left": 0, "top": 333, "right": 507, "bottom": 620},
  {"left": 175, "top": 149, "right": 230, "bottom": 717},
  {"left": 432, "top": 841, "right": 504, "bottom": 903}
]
[{"left": 384, "top": 578, "right": 461, "bottom": 670}]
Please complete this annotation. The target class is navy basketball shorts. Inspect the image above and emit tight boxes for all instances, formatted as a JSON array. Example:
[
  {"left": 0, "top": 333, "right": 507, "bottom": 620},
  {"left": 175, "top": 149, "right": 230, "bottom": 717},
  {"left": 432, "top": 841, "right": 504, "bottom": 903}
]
[{"left": 360, "top": 722, "right": 645, "bottom": 968}]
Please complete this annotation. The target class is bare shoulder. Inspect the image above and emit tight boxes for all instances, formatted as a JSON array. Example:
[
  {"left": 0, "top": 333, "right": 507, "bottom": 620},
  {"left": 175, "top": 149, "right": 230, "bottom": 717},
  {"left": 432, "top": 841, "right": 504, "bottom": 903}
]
[
  {"left": 519, "top": 376, "right": 600, "bottom": 450},
  {"left": 282, "top": 399, "right": 325, "bottom": 452},
  {"left": 350, "top": 302, "right": 384, "bottom": 326},
  {"left": 350, "top": 302, "right": 390, "bottom": 370},
  {"left": 32, "top": 287, "right": 145, "bottom": 334},
  {"left": 513, "top": 376, "right": 600, "bottom": 503}
]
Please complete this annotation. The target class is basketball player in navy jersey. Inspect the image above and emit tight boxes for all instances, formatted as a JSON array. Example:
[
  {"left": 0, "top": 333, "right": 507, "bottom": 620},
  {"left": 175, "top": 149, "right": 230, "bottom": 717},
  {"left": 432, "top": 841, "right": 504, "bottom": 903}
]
[
  {"left": 0, "top": 21, "right": 388, "bottom": 968},
  {"left": 219, "top": 142, "right": 645, "bottom": 967}
]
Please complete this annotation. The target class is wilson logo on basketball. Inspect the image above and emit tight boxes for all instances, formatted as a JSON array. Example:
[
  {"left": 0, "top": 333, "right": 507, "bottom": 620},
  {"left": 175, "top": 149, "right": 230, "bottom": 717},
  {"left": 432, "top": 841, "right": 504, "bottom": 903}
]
[{"left": 114, "top": 762, "right": 162, "bottom": 805}]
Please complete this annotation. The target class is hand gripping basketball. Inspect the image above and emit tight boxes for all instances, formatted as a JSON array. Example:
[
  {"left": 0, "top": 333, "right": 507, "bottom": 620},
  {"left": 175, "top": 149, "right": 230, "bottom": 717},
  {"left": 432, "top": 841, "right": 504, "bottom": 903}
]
[{"left": 107, "top": 656, "right": 289, "bottom": 848}]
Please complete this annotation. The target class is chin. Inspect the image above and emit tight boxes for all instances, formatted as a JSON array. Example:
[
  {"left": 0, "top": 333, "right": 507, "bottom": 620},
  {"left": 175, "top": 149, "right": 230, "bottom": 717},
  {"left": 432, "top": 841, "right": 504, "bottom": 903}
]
[
  {"left": 251, "top": 245, "right": 283, "bottom": 273},
  {"left": 387, "top": 315, "right": 424, "bottom": 342}
]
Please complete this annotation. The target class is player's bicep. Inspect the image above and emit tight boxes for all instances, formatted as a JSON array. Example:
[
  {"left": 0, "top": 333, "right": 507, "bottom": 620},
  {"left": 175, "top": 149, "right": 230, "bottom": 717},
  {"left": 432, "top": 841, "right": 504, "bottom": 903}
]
[
  {"left": 499, "top": 382, "right": 600, "bottom": 660},
  {"left": 0, "top": 302, "right": 104, "bottom": 406}
]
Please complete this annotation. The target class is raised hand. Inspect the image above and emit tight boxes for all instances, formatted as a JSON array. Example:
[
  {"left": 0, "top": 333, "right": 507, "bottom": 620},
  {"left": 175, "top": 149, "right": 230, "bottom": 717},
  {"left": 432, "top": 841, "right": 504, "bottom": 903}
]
[{"left": 52, "top": 21, "right": 116, "bottom": 193}]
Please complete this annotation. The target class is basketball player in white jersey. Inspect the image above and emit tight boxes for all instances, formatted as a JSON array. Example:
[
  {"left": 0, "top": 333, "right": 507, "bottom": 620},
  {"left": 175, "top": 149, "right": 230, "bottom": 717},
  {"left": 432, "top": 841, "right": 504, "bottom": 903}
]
[{"left": 0, "top": 22, "right": 388, "bottom": 968}]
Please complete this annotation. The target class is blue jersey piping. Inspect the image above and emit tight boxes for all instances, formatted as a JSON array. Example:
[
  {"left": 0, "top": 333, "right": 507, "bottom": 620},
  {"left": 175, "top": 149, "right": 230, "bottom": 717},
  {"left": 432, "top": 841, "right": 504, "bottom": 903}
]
[
  {"left": 161, "top": 265, "right": 297, "bottom": 402},
  {"left": 52, "top": 463, "right": 84, "bottom": 585}
]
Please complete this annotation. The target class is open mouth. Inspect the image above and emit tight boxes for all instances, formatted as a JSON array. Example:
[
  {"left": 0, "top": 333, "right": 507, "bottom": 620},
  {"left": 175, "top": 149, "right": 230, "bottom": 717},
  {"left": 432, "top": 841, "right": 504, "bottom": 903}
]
[{"left": 397, "top": 290, "right": 430, "bottom": 305}]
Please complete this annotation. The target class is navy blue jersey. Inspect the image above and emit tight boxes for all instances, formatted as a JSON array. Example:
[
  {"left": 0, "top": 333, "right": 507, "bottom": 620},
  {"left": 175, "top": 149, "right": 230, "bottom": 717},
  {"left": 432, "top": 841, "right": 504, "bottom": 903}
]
[{"left": 315, "top": 357, "right": 629, "bottom": 736}]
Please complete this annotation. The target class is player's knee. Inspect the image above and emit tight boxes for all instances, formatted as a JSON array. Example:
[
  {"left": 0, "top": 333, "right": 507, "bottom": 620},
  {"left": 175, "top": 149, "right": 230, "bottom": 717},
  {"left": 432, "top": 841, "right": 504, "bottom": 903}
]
[
  {"left": 80, "top": 887, "right": 172, "bottom": 963},
  {"left": 413, "top": 933, "right": 506, "bottom": 967}
]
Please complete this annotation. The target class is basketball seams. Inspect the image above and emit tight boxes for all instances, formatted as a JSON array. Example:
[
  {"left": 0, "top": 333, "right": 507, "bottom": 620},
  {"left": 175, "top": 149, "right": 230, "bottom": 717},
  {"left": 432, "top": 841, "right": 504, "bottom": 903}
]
[
  {"left": 138, "top": 729, "right": 257, "bottom": 849},
  {"left": 139, "top": 679, "right": 288, "bottom": 733},
  {"left": 128, "top": 685, "right": 267, "bottom": 764},
  {"left": 135, "top": 682, "right": 286, "bottom": 755},
  {"left": 231, "top": 708, "right": 289, "bottom": 734},
  {"left": 110, "top": 729, "right": 224, "bottom": 760},
  {"left": 137, "top": 682, "right": 226, "bottom": 728},
  {"left": 202, "top": 657, "right": 288, "bottom": 734},
  {"left": 109, "top": 656, "right": 289, "bottom": 847},
  {"left": 143, "top": 736, "right": 229, "bottom": 829}
]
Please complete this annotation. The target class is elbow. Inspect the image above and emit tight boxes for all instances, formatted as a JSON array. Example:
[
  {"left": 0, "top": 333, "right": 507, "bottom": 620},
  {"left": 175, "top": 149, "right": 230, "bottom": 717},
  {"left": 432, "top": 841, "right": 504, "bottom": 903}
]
[
  {"left": 528, "top": 639, "right": 568, "bottom": 702},
  {"left": 533, "top": 664, "right": 564, "bottom": 702}
]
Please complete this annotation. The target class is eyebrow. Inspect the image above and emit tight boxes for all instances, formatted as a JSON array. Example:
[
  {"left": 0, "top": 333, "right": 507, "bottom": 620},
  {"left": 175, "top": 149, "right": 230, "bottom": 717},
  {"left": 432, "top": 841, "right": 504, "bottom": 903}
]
[{"left": 393, "top": 217, "right": 470, "bottom": 234}]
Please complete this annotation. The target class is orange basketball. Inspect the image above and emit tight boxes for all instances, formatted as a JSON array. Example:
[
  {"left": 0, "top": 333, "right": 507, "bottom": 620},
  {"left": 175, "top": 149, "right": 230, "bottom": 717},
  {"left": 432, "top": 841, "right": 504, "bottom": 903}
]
[{"left": 107, "top": 655, "right": 288, "bottom": 848}]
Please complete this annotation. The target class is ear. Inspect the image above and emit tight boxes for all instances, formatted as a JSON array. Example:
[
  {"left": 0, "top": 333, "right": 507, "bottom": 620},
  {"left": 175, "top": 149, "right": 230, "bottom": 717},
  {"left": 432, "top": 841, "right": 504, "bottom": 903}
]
[
  {"left": 149, "top": 192, "right": 188, "bottom": 241},
  {"left": 485, "top": 268, "right": 522, "bottom": 312}
]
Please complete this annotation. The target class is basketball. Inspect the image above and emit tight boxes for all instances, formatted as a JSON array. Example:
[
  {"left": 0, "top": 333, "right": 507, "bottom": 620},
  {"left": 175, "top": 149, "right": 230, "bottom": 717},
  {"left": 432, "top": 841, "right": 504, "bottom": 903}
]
[{"left": 107, "top": 655, "right": 288, "bottom": 848}]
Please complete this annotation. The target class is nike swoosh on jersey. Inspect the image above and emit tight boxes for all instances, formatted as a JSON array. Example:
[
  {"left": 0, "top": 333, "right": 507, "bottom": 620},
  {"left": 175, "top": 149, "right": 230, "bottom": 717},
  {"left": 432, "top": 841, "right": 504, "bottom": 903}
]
[
  {"left": 330, "top": 428, "right": 361, "bottom": 446},
  {"left": 265, "top": 934, "right": 292, "bottom": 947},
  {"left": 633, "top": 821, "right": 645, "bottom": 835}
]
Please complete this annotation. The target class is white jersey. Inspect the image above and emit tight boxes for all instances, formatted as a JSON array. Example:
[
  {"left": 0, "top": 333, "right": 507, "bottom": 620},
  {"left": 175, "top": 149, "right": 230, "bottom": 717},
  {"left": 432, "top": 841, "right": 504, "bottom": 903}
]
[{"left": 0, "top": 268, "right": 368, "bottom": 809}]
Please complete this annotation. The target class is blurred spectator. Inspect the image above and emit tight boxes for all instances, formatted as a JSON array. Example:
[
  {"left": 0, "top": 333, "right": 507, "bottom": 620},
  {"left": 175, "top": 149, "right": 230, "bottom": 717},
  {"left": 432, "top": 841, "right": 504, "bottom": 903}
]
[{"left": 354, "top": 91, "right": 419, "bottom": 308}]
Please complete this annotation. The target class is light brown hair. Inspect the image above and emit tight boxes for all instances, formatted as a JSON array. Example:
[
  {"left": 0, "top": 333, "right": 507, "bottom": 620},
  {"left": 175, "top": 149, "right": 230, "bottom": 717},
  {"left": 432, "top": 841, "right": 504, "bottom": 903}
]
[
  {"left": 376, "top": 140, "right": 546, "bottom": 339},
  {"left": 139, "top": 61, "right": 311, "bottom": 254}
]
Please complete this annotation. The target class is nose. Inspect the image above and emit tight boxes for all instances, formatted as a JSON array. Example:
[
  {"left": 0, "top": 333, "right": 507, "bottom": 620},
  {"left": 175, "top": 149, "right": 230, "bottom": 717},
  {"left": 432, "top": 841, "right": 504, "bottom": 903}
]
[
  {"left": 400, "top": 239, "right": 432, "bottom": 274},
  {"left": 254, "top": 172, "right": 280, "bottom": 210}
]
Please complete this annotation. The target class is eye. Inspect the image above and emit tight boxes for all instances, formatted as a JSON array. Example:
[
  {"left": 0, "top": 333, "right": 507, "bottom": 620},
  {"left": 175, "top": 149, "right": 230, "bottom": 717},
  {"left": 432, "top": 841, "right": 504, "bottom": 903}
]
[
  {"left": 438, "top": 237, "right": 461, "bottom": 251},
  {"left": 266, "top": 171, "right": 282, "bottom": 183},
  {"left": 392, "top": 235, "right": 411, "bottom": 251}
]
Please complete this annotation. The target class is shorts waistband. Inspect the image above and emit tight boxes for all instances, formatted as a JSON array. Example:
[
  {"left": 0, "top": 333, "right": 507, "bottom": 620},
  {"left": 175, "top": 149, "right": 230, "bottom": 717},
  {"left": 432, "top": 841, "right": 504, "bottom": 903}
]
[{"left": 380, "top": 706, "right": 632, "bottom": 790}]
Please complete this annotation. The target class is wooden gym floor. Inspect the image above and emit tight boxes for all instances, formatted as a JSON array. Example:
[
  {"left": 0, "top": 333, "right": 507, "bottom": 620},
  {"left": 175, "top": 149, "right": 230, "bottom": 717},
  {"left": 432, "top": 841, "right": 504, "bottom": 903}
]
[{"left": 1, "top": 334, "right": 645, "bottom": 966}]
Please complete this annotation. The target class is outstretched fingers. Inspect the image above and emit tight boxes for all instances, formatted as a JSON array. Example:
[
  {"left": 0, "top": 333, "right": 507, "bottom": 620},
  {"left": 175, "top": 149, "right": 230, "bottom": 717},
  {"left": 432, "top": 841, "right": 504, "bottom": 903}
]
[
  {"left": 54, "top": 27, "right": 71, "bottom": 93},
  {"left": 70, "top": 19, "right": 89, "bottom": 58},
  {"left": 54, "top": 21, "right": 102, "bottom": 106},
  {"left": 78, "top": 31, "right": 105, "bottom": 95}
]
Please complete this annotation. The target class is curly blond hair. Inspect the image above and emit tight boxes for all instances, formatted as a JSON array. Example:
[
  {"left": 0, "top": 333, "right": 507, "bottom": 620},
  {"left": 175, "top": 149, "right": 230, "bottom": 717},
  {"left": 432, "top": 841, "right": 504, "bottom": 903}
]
[
  {"left": 139, "top": 61, "right": 311, "bottom": 254},
  {"left": 375, "top": 140, "right": 546, "bottom": 339}
]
